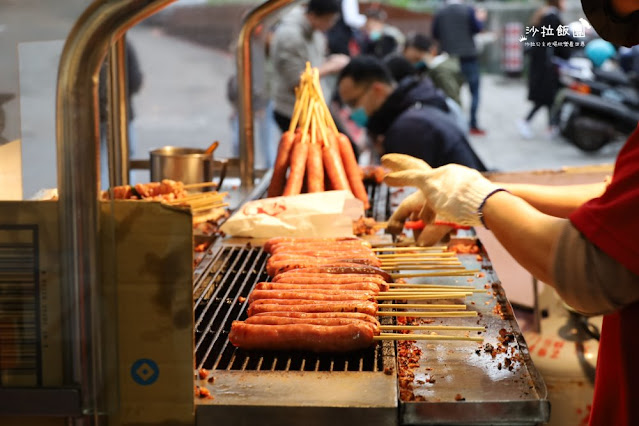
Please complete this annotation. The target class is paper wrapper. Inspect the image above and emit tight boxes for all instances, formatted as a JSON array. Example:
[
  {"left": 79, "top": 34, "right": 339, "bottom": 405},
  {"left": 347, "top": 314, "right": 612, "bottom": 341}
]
[{"left": 220, "top": 190, "right": 364, "bottom": 238}]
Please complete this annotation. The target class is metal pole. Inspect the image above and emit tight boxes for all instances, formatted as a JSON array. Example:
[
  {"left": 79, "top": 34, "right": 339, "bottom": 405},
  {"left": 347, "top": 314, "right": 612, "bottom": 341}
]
[
  {"left": 236, "top": 0, "right": 298, "bottom": 190},
  {"left": 107, "top": 36, "right": 130, "bottom": 187},
  {"left": 56, "top": 1, "right": 175, "bottom": 424}
]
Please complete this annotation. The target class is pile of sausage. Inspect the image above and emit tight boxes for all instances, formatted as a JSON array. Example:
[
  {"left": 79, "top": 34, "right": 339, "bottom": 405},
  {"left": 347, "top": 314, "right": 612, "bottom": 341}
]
[
  {"left": 228, "top": 237, "right": 391, "bottom": 353},
  {"left": 267, "top": 130, "right": 370, "bottom": 209}
]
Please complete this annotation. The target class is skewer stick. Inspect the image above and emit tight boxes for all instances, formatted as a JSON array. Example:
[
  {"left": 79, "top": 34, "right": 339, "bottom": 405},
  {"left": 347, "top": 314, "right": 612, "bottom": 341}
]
[
  {"left": 391, "top": 270, "right": 479, "bottom": 279},
  {"left": 289, "top": 83, "right": 309, "bottom": 132},
  {"left": 388, "top": 287, "right": 485, "bottom": 294},
  {"left": 380, "top": 325, "right": 485, "bottom": 331},
  {"left": 316, "top": 103, "right": 330, "bottom": 148},
  {"left": 373, "top": 333, "right": 483, "bottom": 342},
  {"left": 388, "top": 284, "right": 476, "bottom": 290},
  {"left": 377, "top": 293, "right": 470, "bottom": 301},
  {"left": 377, "top": 311, "right": 477, "bottom": 317},
  {"left": 300, "top": 98, "right": 315, "bottom": 145},
  {"left": 183, "top": 182, "right": 219, "bottom": 190},
  {"left": 381, "top": 266, "right": 465, "bottom": 272},
  {"left": 378, "top": 303, "right": 467, "bottom": 309},
  {"left": 376, "top": 252, "right": 456, "bottom": 258},
  {"left": 190, "top": 203, "right": 229, "bottom": 212},
  {"left": 372, "top": 246, "right": 448, "bottom": 252}
]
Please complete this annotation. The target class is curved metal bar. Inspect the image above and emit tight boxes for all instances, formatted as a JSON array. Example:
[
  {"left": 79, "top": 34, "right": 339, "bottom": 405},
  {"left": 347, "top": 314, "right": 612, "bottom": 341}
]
[
  {"left": 55, "top": 0, "right": 175, "bottom": 423},
  {"left": 236, "top": 0, "right": 298, "bottom": 190}
]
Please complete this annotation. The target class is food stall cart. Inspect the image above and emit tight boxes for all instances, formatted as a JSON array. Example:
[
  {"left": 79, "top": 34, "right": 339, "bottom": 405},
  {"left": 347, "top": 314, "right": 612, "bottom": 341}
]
[{"left": 0, "top": 1, "right": 550, "bottom": 425}]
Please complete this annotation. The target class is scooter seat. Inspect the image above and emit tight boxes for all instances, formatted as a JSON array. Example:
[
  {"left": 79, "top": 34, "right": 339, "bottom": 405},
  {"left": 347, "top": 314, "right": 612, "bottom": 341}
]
[{"left": 593, "top": 69, "right": 630, "bottom": 86}]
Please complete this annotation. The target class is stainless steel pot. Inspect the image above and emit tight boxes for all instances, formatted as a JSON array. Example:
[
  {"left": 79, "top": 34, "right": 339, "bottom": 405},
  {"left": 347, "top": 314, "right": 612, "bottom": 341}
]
[{"left": 150, "top": 146, "right": 226, "bottom": 190}]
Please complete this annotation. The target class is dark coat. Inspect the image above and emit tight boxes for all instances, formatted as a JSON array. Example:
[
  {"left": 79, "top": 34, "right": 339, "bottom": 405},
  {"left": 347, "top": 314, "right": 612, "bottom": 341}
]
[
  {"left": 526, "top": 10, "right": 571, "bottom": 106},
  {"left": 368, "top": 77, "right": 486, "bottom": 171}
]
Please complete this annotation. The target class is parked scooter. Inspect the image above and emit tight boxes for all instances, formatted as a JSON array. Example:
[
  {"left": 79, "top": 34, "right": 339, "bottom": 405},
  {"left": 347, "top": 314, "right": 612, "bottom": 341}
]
[{"left": 552, "top": 42, "right": 639, "bottom": 152}]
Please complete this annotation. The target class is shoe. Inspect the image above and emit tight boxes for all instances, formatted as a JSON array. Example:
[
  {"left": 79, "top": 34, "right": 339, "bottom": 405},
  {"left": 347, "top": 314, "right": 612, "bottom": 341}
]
[
  {"left": 469, "top": 127, "right": 487, "bottom": 136},
  {"left": 517, "top": 119, "right": 534, "bottom": 139},
  {"left": 547, "top": 126, "right": 560, "bottom": 140}
]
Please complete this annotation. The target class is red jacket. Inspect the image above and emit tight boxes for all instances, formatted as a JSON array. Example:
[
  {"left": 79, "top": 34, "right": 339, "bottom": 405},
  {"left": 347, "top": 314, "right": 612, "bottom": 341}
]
[{"left": 570, "top": 125, "right": 639, "bottom": 426}]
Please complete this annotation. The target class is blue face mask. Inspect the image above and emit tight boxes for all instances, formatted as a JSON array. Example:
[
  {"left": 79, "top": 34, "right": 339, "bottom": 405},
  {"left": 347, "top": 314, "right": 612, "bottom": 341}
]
[
  {"left": 350, "top": 107, "right": 369, "bottom": 128},
  {"left": 369, "top": 30, "right": 382, "bottom": 42},
  {"left": 415, "top": 60, "right": 427, "bottom": 71}
]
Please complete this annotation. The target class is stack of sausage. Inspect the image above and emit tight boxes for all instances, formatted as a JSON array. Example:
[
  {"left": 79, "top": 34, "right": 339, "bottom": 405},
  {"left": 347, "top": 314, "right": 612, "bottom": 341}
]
[
  {"left": 103, "top": 179, "right": 187, "bottom": 201},
  {"left": 267, "top": 64, "right": 370, "bottom": 209},
  {"left": 229, "top": 237, "right": 391, "bottom": 353}
]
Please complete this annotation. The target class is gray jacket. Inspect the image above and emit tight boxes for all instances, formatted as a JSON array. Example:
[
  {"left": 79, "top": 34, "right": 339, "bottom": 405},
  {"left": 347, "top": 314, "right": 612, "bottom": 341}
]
[{"left": 271, "top": 7, "right": 327, "bottom": 117}]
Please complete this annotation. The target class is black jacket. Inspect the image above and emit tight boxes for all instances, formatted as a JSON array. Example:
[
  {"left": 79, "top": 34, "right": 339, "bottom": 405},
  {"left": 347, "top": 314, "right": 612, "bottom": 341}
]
[{"left": 368, "top": 77, "right": 486, "bottom": 171}]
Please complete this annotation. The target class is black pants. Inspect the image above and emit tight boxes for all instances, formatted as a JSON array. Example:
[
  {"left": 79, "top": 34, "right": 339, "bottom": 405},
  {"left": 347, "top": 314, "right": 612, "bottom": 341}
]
[{"left": 273, "top": 110, "right": 291, "bottom": 133}]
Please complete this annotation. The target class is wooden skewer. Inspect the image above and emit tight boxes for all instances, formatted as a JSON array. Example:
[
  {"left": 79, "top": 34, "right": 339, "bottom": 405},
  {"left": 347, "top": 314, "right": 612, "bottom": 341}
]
[
  {"left": 380, "top": 325, "right": 485, "bottom": 331},
  {"left": 377, "top": 294, "right": 470, "bottom": 301},
  {"left": 388, "top": 287, "right": 485, "bottom": 293},
  {"left": 191, "top": 202, "right": 230, "bottom": 212},
  {"left": 183, "top": 182, "right": 219, "bottom": 190},
  {"left": 388, "top": 284, "right": 476, "bottom": 290},
  {"left": 392, "top": 270, "right": 479, "bottom": 279},
  {"left": 377, "top": 311, "right": 477, "bottom": 317},
  {"left": 376, "top": 252, "right": 456, "bottom": 258},
  {"left": 381, "top": 265, "right": 464, "bottom": 271},
  {"left": 373, "top": 333, "right": 483, "bottom": 342},
  {"left": 169, "top": 192, "right": 223, "bottom": 203},
  {"left": 378, "top": 303, "right": 467, "bottom": 309},
  {"left": 372, "top": 246, "right": 448, "bottom": 252}
]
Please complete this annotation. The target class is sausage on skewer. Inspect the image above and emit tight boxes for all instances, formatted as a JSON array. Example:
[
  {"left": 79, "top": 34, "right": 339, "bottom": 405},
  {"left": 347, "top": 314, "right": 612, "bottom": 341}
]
[
  {"left": 322, "top": 133, "right": 351, "bottom": 191},
  {"left": 306, "top": 142, "right": 325, "bottom": 193}
]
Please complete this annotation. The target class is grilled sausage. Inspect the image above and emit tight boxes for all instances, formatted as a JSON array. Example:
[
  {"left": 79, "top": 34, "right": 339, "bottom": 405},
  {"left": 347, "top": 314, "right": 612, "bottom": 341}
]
[
  {"left": 264, "top": 236, "right": 362, "bottom": 253},
  {"left": 247, "top": 289, "right": 375, "bottom": 305},
  {"left": 267, "top": 131, "right": 296, "bottom": 197},
  {"left": 251, "top": 311, "right": 380, "bottom": 326},
  {"left": 245, "top": 315, "right": 379, "bottom": 334},
  {"left": 337, "top": 133, "right": 370, "bottom": 209},
  {"left": 229, "top": 322, "right": 376, "bottom": 352},
  {"left": 269, "top": 241, "right": 372, "bottom": 255},
  {"left": 271, "top": 265, "right": 393, "bottom": 282},
  {"left": 255, "top": 282, "right": 383, "bottom": 293},
  {"left": 246, "top": 300, "right": 377, "bottom": 317}
]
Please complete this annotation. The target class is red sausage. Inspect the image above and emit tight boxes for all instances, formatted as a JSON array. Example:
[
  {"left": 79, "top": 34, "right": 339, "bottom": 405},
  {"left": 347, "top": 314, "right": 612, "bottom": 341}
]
[
  {"left": 337, "top": 133, "right": 370, "bottom": 209},
  {"left": 244, "top": 315, "right": 379, "bottom": 334},
  {"left": 322, "top": 133, "right": 351, "bottom": 191},
  {"left": 229, "top": 322, "right": 376, "bottom": 352},
  {"left": 282, "top": 139, "right": 309, "bottom": 196},
  {"left": 306, "top": 142, "right": 325, "bottom": 193},
  {"left": 247, "top": 290, "right": 375, "bottom": 304},
  {"left": 252, "top": 311, "right": 380, "bottom": 326},
  {"left": 263, "top": 237, "right": 361, "bottom": 253},
  {"left": 255, "top": 282, "right": 383, "bottom": 293},
  {"left": 267, "top": 131, "right": 296, "bottom": 197},
  {"left": 271, "top": 264, "right": 393, "bottom": 282},
  {"left": 246, "top": 300, "right": 378, "bottom": 317}
]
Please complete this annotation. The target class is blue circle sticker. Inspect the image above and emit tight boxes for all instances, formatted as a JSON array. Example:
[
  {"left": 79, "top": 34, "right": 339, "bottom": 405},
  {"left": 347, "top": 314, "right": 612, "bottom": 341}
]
[{"left": 130, "top": 358, "right": 159, "bottom": 386}]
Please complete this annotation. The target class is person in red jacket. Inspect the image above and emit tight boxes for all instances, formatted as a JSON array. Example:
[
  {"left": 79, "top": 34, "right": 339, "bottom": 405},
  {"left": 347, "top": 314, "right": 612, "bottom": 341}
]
[{"left": 381, "top": 0, "right": 639, "bottom": 424}]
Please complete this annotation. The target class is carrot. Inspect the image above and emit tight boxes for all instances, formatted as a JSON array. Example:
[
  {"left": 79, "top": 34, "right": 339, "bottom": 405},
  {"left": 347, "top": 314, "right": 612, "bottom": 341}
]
[{"left": 337, "top": 133, "right": 369, "bottom": 209}]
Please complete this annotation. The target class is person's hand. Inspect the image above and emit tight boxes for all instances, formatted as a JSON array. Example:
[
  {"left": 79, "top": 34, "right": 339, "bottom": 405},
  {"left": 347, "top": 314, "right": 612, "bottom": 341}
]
[
  {"left": 325, "top": 54, "right": 350, "bottom": 73},
  {"left": 383, "top": 155, "right": 503, "bottom": 227},
  {"left": 384, "top": 154, "right": 436, "bottom": 234}
]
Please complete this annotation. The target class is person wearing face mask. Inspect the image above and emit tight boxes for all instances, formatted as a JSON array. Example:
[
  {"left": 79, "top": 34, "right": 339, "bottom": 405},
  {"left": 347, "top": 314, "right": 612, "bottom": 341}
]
[
  {"left": 361, "top": 7, "right": 405, "bottom": 59},
  {"left": 271, "top": 0, "right": 350, "bottom": 132},
  {"left": 403, "top": 33, "right": 464, "bottom": 107},
  {"left": 337, "top": 55, "right": 486, "bottom": 170},
  {"left": 382, "top": 0, "right": 639, "bottom": 422}
]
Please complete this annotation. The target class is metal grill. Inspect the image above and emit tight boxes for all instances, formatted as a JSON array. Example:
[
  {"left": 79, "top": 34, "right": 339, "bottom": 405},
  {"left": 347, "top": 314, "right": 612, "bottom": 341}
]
[
  {"left": 367, "top": 182, "right": 391, "bottom": 222},
  {"left": 193, "top": 245, "right": 385, "bottom": 373}
]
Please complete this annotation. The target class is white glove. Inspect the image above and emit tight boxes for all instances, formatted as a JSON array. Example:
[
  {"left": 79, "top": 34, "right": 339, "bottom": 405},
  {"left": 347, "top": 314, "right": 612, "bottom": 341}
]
[
  {"left": 383, "top": 160, "right": 503, "bottom": 227},
  {"left": 384, "top": 154, "right": 436, "bottom": 235}
]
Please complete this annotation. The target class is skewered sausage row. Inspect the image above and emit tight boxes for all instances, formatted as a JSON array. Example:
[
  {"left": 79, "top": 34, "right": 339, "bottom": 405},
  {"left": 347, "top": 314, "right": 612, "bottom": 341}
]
[{"left": 228, "top": 237, "right": 399, "bottom": 352}]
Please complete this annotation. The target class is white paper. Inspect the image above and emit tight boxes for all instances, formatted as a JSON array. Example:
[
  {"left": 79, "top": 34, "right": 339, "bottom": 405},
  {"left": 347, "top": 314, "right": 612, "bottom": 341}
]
[{"left": 220, "top": 190, "right": 363, "bottom": 238}]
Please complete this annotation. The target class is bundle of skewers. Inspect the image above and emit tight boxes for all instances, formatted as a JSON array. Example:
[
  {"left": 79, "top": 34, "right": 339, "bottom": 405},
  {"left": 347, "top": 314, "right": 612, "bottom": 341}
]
[
  {"left": 104, "top": 179, "right": 228, "bottom": 225},
  {"left": 228, "top": 237, "right": 484, "bottom": 353},
  {"left": 267, "top": 63, "right": 370, "bottom": 209}
]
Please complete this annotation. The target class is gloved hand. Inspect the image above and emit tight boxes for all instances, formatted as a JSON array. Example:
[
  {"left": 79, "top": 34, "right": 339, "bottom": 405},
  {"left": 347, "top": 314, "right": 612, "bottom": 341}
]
[
  {"left": 384, "top": 154, "right": 435, "bottom": 235},
  {"left": 382, "top": 155, "right": 503, "bottom": 227}
]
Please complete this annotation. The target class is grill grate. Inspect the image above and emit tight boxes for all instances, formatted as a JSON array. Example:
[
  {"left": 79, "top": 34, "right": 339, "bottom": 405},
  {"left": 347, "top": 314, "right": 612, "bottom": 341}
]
[{"left": 193, "top": 245, "right": 385, "bottom": 373}]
